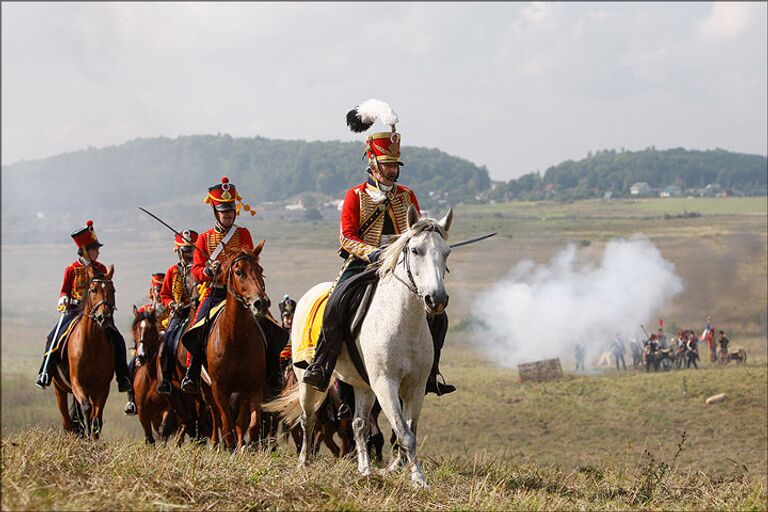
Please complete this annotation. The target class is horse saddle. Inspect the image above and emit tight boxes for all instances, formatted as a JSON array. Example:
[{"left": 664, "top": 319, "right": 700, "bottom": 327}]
[
  {"left": 50, "top": 314, "right": 83, "bottom": 384},
  {"left": 180, "top": 300, "right": 228, "bottom": 354},
  {"left": 293, "top": 268, "right": 380, "bottom": 384},
  {"left": 323, "top": 267, "right": 380, "bottom": 383}
]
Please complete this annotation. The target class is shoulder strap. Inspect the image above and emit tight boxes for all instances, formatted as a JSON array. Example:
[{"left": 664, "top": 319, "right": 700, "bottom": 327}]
[
  {"left": 209, "top": 225, "right": 238, "bottom": 262},
  {"left": 357, "top": 196, "right": 391, "bottom": 237}
]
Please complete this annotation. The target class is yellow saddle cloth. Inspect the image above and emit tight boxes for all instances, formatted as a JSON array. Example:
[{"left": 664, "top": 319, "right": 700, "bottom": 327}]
[{"left": 294, "top": 286, "right": 331, "bottom": 365}]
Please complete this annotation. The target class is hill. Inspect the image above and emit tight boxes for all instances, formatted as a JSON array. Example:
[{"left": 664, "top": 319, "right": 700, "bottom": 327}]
[
  {"left": 494, "top": 148, "right": 768, "bottom": 201},
  {"left": 0, "top": 134, "right": 490, "bottom": 219}
]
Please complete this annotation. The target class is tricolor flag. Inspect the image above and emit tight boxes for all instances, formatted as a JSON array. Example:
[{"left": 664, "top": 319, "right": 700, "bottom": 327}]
[{"left": 699, "top": 321, "right": 712, "bottom": 342}]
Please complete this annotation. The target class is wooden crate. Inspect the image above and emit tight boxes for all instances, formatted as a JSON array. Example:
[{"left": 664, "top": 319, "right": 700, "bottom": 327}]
[{"left": 517, "top": 358, "right": 563, "bottom": 383}]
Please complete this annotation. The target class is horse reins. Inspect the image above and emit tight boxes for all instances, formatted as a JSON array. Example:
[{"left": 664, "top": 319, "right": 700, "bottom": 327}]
[
  {"left": 84, "top": 277, "right": 116, "bottom": 323},
  {"left": 391, "top": 224, "right": 444, "bottom": 299},
  {"left": 226, "top": 253, "right": 266, "bottom": 311}
]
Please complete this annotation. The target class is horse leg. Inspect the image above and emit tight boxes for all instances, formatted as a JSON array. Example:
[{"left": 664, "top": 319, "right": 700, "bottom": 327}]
[
  {"left": 368, "top": 403, "right": 384, "bottom": 462},
  {"left": 400, "top": 385, "right": 427, "bottom": 480},
  {"left": 211, "top": 386, "right": 235, "bottom": 451},
  {"left": 246, "top": 393, "right": 262, "bottom": 450},
  {"left": 322, "top": 422, "right": 341, "bottom": 458},
  {"left": 290, "top": 424, "right": 302, "bottom": 454},
  {"left": 71, "top": 381, "right": 92, "bottom": 440},
  {"left": 351, "top": 386, "right": 376, "bottom": 476},
  {"left": 91, "top": 391, "right": 108, "bottom": 440},
  {"left": 54, "top": 385, "right": 75, "bottom": 433},
  {"left": 297, "top": 382, "right": 325, "bottom": 467},
  {"left": 372, "top": 378, "right": 426, "bottom": 487}
]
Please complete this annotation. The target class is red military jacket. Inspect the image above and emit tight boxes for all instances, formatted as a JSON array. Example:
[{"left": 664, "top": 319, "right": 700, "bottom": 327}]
[
  {"left": 191, "top": 225, "right": 254, "bottom": 285},
  {"left": 60, "top": 259, "right": 108, "bottom": 302},
  {"left": 339, "top": 181, "right": 420, "bottom": 262},
  {"left": 160, "top": 264, "right": 193, "bottom": 308}
]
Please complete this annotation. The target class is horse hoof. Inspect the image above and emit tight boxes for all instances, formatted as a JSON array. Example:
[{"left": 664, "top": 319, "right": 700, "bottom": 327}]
[{"left": 411, "top": 473, "right": 428, "bottom": 488}]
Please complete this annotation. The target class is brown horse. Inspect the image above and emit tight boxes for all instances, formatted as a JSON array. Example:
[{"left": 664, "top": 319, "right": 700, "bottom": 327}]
[
  {"left": 53, "top": 265, "right": 116, "bottom": 439},
  {"left": 159, "top": 305, "right": 212, "bottom": 445},
  {"left": 281, "top": 371, "right": 354, "bottom": 458},
  {"left": 131, "top": 306, "right": 177, "bottom": 444},
  {"left": 204, "top": 243, "right": 270, "bottom": 450}
]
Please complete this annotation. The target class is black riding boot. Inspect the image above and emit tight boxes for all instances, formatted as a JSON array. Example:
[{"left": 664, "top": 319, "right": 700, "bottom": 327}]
[
  {"left": 123, "top": 356, "right": 137, "bottom": 415},
  {"left": 181, "top": 353, "right": 202, "bottom": 394},
  {"left": 35, "top": 351, "right": 56, "bottom": 389},
  {"left": 302, "top": 332, "right": 340, "bottom": 392},
  {"left": 425, "top": 312, "right": 456, "bottom": 396},
  {"left": 35, "top": 314, "right": 72, "bottom": 389},
  {"left": 124, "top": 389, "right": 137, "bottom": 415},
  {"left": 106, "top": 326, "right": 131, "bottom": 392},
  {"left": 157, "top": 336, "right": 174, "bottom": 396},
  {"left": 157, "top": 351, "right": 173, "bottom": 395},
  {"left": 258, "top": 318, "right": 288, "bottom": 397}
]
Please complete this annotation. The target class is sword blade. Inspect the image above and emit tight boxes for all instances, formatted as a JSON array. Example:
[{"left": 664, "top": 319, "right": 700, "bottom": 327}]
[
  {"left": 138, "top": 207, "right": 207, "bottom": 259},
  {"left": 449, "top": 232, "right": 498, "bottom": 249}
]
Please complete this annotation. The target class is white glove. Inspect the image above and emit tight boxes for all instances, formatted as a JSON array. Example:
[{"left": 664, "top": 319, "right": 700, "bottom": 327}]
[{"left": 57, "top": 296, "right": 70, "bottom": 312}]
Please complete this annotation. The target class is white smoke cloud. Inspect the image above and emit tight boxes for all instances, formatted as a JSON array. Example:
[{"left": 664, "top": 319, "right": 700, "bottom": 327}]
[{"left": 470, "top": 236, "right": 684, "bottom": 367}]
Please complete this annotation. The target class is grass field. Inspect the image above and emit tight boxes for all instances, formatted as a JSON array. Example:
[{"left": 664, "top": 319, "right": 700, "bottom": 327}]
[
  {"left": 2, "top": 197, "right": 766, "bottom": 509},
  {"left": 2, "top": 427, "right": 765, "bottom": 511}
]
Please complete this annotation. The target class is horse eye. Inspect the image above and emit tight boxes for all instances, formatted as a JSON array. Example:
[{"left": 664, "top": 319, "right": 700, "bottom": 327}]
[
  {"left": 234, "top": 270, "right": 242, "bottom": 277},
  {"left": 411, "top": 248, "right": 420, "bottom": 255}
]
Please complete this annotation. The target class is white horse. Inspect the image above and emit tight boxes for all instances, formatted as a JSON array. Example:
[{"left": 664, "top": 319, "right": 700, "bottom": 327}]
[{"left": 266, "top": 206, "right": 452, "bottom": 487}]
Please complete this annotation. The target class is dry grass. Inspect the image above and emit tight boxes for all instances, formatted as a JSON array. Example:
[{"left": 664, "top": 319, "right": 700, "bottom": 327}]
[{"left": 2, "top": 428, "right": 765, "bottom": 511}]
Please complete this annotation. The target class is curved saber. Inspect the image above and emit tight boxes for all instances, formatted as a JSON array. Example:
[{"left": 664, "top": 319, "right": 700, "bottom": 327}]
[
  {"left": 138, "top": 207, "right": 209, "bottom": 260},
  {"left": 450, "top": 232, "right": 498, "bottom": 249}
]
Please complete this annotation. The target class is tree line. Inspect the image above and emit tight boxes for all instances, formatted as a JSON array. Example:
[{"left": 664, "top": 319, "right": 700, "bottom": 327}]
[{"left": 491, "top": 147, "right": 767, "bottom": 201}]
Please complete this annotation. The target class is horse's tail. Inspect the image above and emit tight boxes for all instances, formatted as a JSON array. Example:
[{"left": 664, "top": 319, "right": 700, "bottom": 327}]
[{"left": 262, "top": 382, "right": 301, "bottom": 427}]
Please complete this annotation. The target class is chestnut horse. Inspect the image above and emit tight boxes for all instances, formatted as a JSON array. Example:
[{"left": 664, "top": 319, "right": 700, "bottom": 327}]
[
  {"left": 131, "top": 306, "right": 177, "bottom": 444},
  {"left": 281, "top": 369, "right": 354, "bottom": 458},
  {"left": 161, "top": 305, "right": 212, "bottom": 445},
  {"left": 203, "top": 243, "right": 269, "bottom": 450},
  {"left": 53, "top": 265, "right": 117, "bottom": 439}
]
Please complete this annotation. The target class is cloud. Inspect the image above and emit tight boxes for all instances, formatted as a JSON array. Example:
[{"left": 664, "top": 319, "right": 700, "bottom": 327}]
[
  {"left": 1, "top": 3, "right": 766, "bottom": 179},
  {"left": 698, "top": 2, "right": 756, "bottom": 38}
]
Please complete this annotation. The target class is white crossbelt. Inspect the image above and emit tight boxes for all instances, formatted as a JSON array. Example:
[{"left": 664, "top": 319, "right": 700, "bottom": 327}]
[{"left": 209, "top": 225, "right": 238, "bottom": 263}]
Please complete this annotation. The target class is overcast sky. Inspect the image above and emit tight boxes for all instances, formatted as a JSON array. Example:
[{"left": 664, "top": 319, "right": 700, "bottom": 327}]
[{"left": 2, "top": 2, "right": 766, "bottom": 180}]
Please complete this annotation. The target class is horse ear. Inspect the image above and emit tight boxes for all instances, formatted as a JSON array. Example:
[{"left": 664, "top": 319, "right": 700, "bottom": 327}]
[
  {"left": 252, "top": 240, "right": 266, "bottom": 256},
  {"left": 106, "top": 264, "right": 115, "bottom": 279},
  {"left": 438, "top": 208, "right": 454, "bottom": 233},
  {"left": 407, "top": 204, "right": 419, "bottom": 229},
  {"left": 133, "top": 304, "right": 138, "bottom": 316}
]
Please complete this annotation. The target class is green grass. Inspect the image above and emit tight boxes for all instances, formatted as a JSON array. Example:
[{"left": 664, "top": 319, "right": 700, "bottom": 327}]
[{"left": 2, "top": 428, "right": 765, "bottom": 511}]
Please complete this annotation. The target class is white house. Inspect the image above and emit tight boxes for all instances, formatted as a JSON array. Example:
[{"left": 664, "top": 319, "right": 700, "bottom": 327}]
[{"left": 630, "top": 182, "right": 652, "bottom": 196}]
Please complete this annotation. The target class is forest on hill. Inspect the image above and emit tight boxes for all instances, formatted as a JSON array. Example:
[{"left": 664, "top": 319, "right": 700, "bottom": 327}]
[
  {"left": 0, "top": 134, "right": 490, "bottom": 219},
  {"left": 493, "top": 147, "right": 767, "bottom": 201},
  {"left": 2, "top": 138, "right": 765, "bottom": 227}
]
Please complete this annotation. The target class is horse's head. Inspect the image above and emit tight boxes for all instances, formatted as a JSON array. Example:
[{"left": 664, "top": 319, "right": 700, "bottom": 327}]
[
  {"left": 379, "top": 205, "right": 453, "bottom": 315},
  {"left": 86, "top": 265, "right": 116, "bottom": 328},
  {"left": 131, "top": 305, "right": 159, "bottom": 367},
  {"left": 227, "top": 242, "right": 270, "bottom": 317}
]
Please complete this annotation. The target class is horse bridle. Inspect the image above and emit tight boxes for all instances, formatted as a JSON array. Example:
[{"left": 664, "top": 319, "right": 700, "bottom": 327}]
[
  {"left": 226, "top": 253, "right": 267, "bottom": 312},
  {"left": 391, "top": 225, "right": 444, "bottom": 299},
  {"left": 84, "top": 277, "right": 116, "bottom": 325}
]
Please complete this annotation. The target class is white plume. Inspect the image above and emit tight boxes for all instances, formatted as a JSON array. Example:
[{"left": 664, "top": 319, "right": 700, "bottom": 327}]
[{"left": 356, "top": 99, "right": 399, "bottom": 126}]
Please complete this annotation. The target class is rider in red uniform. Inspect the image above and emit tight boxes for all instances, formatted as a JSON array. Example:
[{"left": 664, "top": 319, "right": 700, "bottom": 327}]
[
  {"left": 179, "top": 177, "right": 287, "bottom": 395},
  {"left": 156, "top": 230, "right": 198, "bottom": 395},
  {"left": 35, "top": 220, "right": 131, "bottom": 393},
  {"left": 302, "top": 99, "right": 455, "bottom": 396}
]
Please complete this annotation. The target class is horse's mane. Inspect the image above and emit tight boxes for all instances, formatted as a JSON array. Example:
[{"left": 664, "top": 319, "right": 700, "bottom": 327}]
[{"left": 377, "top": 218, "right": 447, "bottom": 278}]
